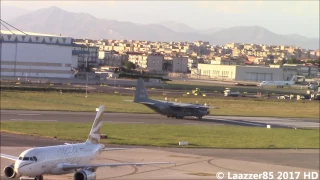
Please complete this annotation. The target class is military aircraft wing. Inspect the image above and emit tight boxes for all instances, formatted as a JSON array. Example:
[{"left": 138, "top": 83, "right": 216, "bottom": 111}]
[
  {"left": 124, "top": 100, "right": 154, "bottom": 105},
  {"left": 170, "top": 103, "right": 219, "bottom": 109},
  {"left": 137, "top": 102, "right": 155, "bottom": 105}
]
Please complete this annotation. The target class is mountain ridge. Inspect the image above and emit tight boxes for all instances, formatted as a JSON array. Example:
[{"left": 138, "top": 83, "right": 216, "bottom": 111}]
[{"left": 5, "top": 6, "right": 319, "bottom": 50}]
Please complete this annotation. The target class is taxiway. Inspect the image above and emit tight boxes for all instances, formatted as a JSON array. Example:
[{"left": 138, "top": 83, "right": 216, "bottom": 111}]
[{"left": 1, "top": 133, "right": 319, "bottom": 180}]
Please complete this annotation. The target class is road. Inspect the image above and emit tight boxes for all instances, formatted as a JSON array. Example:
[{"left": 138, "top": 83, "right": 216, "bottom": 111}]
[{"left": 1, "top": 110, "right": 319, "bottom": 128}]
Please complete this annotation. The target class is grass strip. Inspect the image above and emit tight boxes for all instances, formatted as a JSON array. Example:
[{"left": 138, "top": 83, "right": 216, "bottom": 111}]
[{"left": 1, "top": 122, "right": 319, "bottom": 148}]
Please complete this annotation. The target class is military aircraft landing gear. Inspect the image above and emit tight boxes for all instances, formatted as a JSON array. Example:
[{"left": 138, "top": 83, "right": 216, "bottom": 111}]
[
  {"left": 198, "top": 116, "right": 203, "bottom": 120},
  {"left": 175, "top": 116, "right": 184, "bottom": 119}
]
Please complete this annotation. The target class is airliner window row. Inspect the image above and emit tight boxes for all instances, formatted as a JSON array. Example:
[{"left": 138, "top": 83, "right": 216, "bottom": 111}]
[{"left": 18, "top": 156, "right": 38, "bottom": 161}]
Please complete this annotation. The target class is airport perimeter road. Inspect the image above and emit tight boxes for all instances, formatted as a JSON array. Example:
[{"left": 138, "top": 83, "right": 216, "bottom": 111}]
[
  {"left": 1, "top": 110, "right": 319, "bottom": 128},
  {"left": 1, "top": 132, "right": 319, "bottom": 180}
]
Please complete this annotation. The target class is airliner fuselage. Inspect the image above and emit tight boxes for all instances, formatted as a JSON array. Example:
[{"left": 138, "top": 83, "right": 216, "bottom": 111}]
[{"left": 14, "top": 142, "right": 103, "bottom": 177}]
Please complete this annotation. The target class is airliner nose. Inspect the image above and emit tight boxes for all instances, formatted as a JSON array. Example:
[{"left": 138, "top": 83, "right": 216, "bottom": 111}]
[{"left": 16, "top": 161, "right": 32, "bottom": 175}]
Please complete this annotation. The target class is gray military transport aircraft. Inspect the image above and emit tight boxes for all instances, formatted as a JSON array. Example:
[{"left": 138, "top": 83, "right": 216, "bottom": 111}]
[{"left": 128, "top": 78, "right": 218, "bottom": 119}]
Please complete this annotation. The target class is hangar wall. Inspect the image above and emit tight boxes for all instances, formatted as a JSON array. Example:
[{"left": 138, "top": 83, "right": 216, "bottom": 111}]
[
  {"left": 1, "top": 43, "right": 74, "bottom": 78},
  {"left": 0, "top": 30, "right": 75, "bottom": 78},
  {"left": 236, "top": 66, "right": 283, "bottom": 81},
  {"left": 195, "top": 64, "right": 284, "bottom": 81}
]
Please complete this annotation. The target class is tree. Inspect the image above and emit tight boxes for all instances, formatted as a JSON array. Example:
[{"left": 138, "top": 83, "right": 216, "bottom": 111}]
[
  {"left": 287, "top": 57, "right": 298, "bottom": 64},
  {"left": 125, "top": 61, "right": 136, "bottom": 70}
]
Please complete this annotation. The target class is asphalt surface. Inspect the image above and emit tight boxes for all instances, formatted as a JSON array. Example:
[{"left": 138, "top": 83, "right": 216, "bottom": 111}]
[
  {"left": 1, "top": 110, "right": 319, "bottom": 129},
  {"left": 1, "top": 132, "right": 319, "bottom": 171},
  {"left": 1, "top": 110, "right": 319, "bottom": 179}
]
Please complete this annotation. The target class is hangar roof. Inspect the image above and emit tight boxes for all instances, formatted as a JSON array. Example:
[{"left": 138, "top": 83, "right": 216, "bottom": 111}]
[
  {"left": 0, "top": 30, "right": 70, "bottom": 38},
  {"left": 0, "top": 30, "right": 73, "bottom": 45}
]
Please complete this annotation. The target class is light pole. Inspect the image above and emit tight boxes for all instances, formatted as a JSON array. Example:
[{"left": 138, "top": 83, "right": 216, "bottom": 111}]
[{"left": 85, "top": 72, "right": 88, "bottom": 98}]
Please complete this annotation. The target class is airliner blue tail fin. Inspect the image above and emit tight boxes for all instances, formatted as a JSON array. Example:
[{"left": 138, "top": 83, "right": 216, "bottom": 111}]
[
  {"left": 87, "top": 105, "right": 104, "bottom": 144},
  {"left": 290, "top": 76, "right": 297, "bottom": 82}
]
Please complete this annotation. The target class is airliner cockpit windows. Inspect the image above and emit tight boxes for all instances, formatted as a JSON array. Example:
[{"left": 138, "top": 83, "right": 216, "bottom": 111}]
[{"left": 20, "top": 157, "right": 37, "bottom": 161}]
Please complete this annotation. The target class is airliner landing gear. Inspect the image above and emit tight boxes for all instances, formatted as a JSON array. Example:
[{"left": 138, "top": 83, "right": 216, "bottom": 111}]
[
  {"left": 20, "top": 176, "right": 43, "bottom": 180},
  {"left": 35, "top": 176, "right": 44, "bottom": 180}
]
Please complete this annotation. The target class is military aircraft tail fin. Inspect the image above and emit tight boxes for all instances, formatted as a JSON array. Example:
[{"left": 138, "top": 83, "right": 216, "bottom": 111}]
[{"left": 134, "top": 78, "right": 150, "bottom": 103}]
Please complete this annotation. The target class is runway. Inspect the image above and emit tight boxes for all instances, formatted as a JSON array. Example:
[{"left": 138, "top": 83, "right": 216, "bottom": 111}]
[
  {"left": 1, "top": 110, "right": 319, "bottom": 128},
  {"left": 1, "top": 133, "right": 319, "bottom": 180}
]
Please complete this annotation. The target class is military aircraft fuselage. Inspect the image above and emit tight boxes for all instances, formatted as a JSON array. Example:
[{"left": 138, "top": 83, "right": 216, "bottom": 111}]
[{"left": 144, "top": 100, "right": 210, "bottom": 118}]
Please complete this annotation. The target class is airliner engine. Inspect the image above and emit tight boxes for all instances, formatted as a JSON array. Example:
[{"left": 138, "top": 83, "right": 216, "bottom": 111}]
[
  {"left": 74, "top": 169, "right": 96, "bottom": 180},
  {"left": 3, "top": 164, "right": 17, "bottom": 179}
]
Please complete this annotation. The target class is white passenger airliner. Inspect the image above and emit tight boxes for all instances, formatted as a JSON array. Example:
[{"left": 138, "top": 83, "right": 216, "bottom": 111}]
[
  {"left": 1, "top": 105, "right": 173, "bottom": 180},
  {"left": 258, "top": 76, "right": 297, "bottom": 88}
]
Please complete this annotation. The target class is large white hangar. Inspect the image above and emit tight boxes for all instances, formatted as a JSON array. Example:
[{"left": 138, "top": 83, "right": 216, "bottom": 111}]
[
  {"left": 195, "top": 64, "right": 284, "bottom": 81},
  {"left": 0, "top": 30, "right": 78, "bottom": 78}
]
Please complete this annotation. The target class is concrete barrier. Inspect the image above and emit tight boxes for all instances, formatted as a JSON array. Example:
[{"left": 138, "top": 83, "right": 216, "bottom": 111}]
[{"left": 179, "top": 141, "right": 188, "bottom": 146}]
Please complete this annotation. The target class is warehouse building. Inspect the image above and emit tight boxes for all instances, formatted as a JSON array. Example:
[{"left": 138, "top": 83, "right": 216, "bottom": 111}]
[
  {"left": 193, "top": 64, "right": 284, "bottom": 81},
  {"left": 127, "top": 52, "right": 163, "bottom": 72},
  {"left": 271, "top": 64, "right": 320, "bottom": 80},
  {"left": 0, "top": 30, "right": 78, "bottom": 78},
  {"left": 172, "top": 56, "right": 188, "bottom": 73}
]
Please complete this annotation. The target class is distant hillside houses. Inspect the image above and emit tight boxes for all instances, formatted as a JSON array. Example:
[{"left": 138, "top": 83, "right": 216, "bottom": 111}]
[{"left": 73, "top": 38, "right": 318, "bottom": 80}]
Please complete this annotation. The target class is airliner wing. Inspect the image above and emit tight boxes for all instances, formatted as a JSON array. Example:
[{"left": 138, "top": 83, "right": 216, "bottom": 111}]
[
  {"left": 62, "top": 162, "right": 175, "bottom": 171},
  {"left": 0, "top": 153, "right": 18, "bottom": 161},
  {"left": 102, "top": 148, "right": 133, "bottom": 151}
]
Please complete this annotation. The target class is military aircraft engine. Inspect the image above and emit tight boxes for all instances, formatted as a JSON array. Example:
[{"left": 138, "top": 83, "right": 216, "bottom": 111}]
[
  {"left": 3, "top": 164, "right": 16, "bottom": 179},
  {"left": 74, "top": 169, "right": 96, "bottom": 180},
  {"left": 198, "top": 108, "right": 209, "bottom": 115}
]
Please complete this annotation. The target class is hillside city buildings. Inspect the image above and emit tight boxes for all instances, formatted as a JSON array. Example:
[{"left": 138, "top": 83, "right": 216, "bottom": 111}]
[{"left": 1, "top": 30, "right": 319, "bottom": 82}]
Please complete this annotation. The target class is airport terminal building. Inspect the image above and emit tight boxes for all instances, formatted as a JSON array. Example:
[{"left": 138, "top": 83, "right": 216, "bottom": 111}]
[
  {"left": 193, "top": 64, "right": 284, "bottom": 81},
  {"left": 0, "top": 30, "right": 78, "bottom": 78}
]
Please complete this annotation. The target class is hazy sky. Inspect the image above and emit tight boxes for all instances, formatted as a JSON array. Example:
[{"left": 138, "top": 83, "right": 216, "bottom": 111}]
[{"left": 2, "top": 1, "right": 319, "bottom": 38}]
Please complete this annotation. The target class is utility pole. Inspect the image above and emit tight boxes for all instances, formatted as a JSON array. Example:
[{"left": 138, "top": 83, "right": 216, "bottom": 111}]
[{"left": 85, "top": 45, "right": 88, "bottom": 98}]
